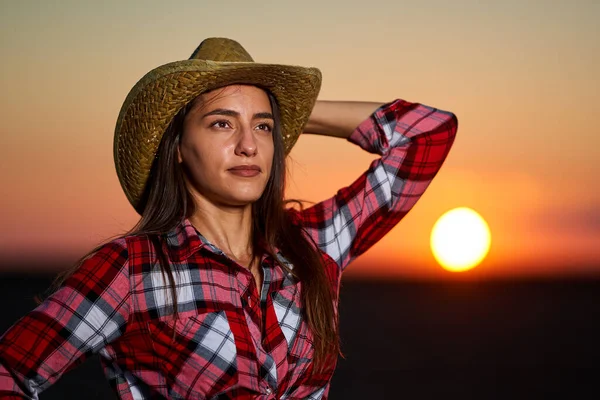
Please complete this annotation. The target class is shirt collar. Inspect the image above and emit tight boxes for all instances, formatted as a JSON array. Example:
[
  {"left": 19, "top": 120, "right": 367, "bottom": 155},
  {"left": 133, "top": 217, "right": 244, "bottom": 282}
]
[
  {"left": 163, "top": 218, "right": 206, "bottom": 262},
  {"left": 163, "top": 218, "right": 285, "bottom": 263}
]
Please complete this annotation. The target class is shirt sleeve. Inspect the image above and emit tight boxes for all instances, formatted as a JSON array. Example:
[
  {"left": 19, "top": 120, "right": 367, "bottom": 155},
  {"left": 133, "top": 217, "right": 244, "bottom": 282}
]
[
  {"left": 293, "top": 99, "right": 458, "bottom": 271},
  {"left": 0, "top": 238, "right": 131, "bottom": 399}
]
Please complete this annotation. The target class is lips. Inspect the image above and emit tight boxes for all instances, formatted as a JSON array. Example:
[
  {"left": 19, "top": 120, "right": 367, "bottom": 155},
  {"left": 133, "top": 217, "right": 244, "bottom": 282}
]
[
  {"left": 229, "top": 165, "right": 261, "bottom": 171},
  {"left": 228, "top": 165, "right": 261, "bottom": 177}
]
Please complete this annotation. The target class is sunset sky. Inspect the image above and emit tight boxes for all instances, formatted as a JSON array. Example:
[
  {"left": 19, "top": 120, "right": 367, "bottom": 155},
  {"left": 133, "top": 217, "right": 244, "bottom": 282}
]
[{"left": 1, "top": 0, "right": 598, "bottom": 279}]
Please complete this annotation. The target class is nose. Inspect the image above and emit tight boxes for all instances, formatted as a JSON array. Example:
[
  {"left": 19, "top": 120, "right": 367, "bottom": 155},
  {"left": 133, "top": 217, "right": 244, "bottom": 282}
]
[{"left": 234, "top": 125, "right": 257, "bottom": 157}]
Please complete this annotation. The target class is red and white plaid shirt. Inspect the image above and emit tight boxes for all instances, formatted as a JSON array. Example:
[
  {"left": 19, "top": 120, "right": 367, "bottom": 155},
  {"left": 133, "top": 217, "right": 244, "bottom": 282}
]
[{"left": 0, "top": 99, "right": 457, "bottom": 399}]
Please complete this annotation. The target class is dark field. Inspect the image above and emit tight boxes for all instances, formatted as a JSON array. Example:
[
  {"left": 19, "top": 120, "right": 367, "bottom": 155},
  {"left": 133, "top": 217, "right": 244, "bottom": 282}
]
[{"left": 1, "top": 272, "right": 598, "bottom": 399}]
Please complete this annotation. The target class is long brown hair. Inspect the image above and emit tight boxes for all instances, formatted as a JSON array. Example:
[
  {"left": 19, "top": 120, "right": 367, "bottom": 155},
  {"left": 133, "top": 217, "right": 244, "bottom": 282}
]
[{"left": 47, "top": 86, "right": 340, "bottom": 372}]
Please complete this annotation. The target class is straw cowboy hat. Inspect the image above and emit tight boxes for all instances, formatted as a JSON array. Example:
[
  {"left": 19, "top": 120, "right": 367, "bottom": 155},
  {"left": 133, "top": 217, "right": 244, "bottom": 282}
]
[{"left": 113, "top": 37, "right": 322, "bottom": 213}]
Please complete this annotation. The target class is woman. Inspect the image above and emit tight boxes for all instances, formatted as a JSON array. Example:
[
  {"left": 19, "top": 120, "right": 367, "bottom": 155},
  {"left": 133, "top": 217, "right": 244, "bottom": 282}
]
[{"left": 0, "top": 38, "right": 457, "bottom": 399}]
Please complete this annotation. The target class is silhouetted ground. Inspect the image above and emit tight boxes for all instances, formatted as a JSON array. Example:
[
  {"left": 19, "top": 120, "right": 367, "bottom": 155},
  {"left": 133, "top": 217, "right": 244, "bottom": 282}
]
[{"left": 1, "top": 272, "right": 598, "bottom": 399}]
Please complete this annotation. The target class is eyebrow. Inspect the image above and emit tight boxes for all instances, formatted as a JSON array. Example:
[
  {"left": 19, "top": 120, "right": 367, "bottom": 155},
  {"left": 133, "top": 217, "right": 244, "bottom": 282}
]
[{"left": 201, "top": 108, "right": 274, "bottom": 120}]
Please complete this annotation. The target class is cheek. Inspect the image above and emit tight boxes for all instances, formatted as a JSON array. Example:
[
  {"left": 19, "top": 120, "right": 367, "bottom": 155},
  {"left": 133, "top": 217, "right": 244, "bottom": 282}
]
[
  {"left": 180, "top": 140, "right": 224, "bottom": 181},
  {"left": 260, "top": 137, "right": 275, "bottom": 169}
]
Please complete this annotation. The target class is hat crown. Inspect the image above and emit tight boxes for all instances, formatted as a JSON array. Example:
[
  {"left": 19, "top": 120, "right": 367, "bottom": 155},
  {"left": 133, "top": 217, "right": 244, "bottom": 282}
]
[{"left": 189, "top": 37, "right": 254, "bottom": 62}]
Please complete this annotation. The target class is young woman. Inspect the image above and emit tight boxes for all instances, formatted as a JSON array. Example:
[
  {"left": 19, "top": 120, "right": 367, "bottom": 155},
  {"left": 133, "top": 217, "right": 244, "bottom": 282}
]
[{"left": 0, "top": 38, "right": 457, "bottom": 399}]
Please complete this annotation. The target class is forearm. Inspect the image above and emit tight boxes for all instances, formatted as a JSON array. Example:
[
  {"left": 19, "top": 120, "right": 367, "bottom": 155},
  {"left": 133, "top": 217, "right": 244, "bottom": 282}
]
[
  {"left": 0, "top": 239, "right": 131, "bottom": 398},
  {"left": 304, "top": 100, "right": 383, "bottom": 139}
]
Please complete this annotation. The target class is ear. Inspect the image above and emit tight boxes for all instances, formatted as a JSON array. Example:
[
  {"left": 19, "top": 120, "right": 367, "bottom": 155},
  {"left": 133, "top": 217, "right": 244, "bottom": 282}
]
[{"left": 176, "top": 142, "right": 183, "bottom": 163}]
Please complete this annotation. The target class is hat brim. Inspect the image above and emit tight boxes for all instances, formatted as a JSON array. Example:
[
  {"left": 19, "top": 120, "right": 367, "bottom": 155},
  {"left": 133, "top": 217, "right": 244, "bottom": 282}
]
[{"left": 114, "top": 59, "right": 322, "bottom": 212}]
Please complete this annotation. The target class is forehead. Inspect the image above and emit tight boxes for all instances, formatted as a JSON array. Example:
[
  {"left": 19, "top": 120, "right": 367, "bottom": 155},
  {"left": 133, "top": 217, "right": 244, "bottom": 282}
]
[{"left": 190, "top": 84, "right": 271, "bottom": 112}]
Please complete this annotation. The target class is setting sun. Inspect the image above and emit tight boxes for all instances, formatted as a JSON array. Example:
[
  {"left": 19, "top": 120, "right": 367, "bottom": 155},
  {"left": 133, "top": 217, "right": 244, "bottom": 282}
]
[{"left": 430, "top": 207, "right": 491, "bottom": 272}]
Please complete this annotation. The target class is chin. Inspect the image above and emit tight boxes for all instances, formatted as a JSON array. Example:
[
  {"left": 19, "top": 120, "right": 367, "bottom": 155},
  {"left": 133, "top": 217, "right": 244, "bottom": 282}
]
[
  {"left": 222, "top": 190, "right": 265, "bottom": 207},
  {"left": 231, "top": 182, "right": 267, "bottom": 201}
]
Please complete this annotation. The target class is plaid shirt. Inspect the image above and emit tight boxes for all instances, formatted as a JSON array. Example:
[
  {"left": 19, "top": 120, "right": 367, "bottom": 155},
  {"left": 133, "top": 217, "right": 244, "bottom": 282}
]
[{"left": 0, "top": 99, "right": 457, "bottom": 399}]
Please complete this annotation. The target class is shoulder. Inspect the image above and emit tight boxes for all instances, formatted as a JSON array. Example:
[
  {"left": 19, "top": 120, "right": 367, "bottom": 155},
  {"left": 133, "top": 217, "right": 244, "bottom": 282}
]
[
  {"left": 58, "top": 236, "right": 132, "bottom": 296},
  {"left": 120, "top": 231, "right": 155, "bottom": 255},
  {"left": 108, "top": 230, "right": 169, "bottom": 258},
  {"left": 76, "top": 236, "right": 131, "bottom": 275},
  {"left": 117, "top": 232, "right": 166, "bottom": 275},
  {"left": 284, "top": 206, "right": 304, "bottom": 226}
]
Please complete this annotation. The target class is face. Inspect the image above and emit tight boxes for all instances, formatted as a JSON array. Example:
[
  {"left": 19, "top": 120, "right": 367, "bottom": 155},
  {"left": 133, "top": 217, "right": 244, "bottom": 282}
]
[{"left": 177, "top": 85, "right": 275, "bottom": 208}]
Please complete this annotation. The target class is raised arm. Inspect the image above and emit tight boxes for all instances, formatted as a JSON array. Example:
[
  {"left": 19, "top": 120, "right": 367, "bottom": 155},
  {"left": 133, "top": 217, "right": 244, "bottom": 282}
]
[
  {"left": 293, "top": 98, "right": 458, "bottom": 271},
  {"left": 0, "top": 239, "right": 131, "bottom": 398},
  {"left": 303, "top": 100, "right": 384, "bottom": 138}
]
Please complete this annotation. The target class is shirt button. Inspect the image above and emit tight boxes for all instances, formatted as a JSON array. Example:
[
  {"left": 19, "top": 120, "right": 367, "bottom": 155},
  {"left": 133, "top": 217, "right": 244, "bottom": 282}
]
[{"left": 265, "top": 387, "right": 272, "bottom": 395}]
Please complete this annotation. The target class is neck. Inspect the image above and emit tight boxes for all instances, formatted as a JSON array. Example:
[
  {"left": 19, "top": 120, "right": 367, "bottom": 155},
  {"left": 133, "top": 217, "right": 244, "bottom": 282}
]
[{"left": 188, "top": 197, "right": 254, "bottom": 262}]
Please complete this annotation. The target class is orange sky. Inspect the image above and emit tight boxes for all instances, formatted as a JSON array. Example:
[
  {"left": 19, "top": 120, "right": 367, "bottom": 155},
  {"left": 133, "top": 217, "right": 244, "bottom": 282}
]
[{"left": 0, "top": 1, "right": 598, "bottom": 279}]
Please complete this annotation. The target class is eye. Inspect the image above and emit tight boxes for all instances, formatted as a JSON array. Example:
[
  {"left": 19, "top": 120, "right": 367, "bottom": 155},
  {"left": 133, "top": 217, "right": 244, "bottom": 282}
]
[
  {"left": 209, "top": 120, "right": 231, "bottom": 129},
  {"left": 256, "top": 123, "right": 273, "bottom": 132}
]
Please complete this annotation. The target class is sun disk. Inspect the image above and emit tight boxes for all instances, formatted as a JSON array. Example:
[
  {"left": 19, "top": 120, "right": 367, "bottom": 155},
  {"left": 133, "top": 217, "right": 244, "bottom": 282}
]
[{"left": 430, "top": 207, "right": 491, "bottom": 272}]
